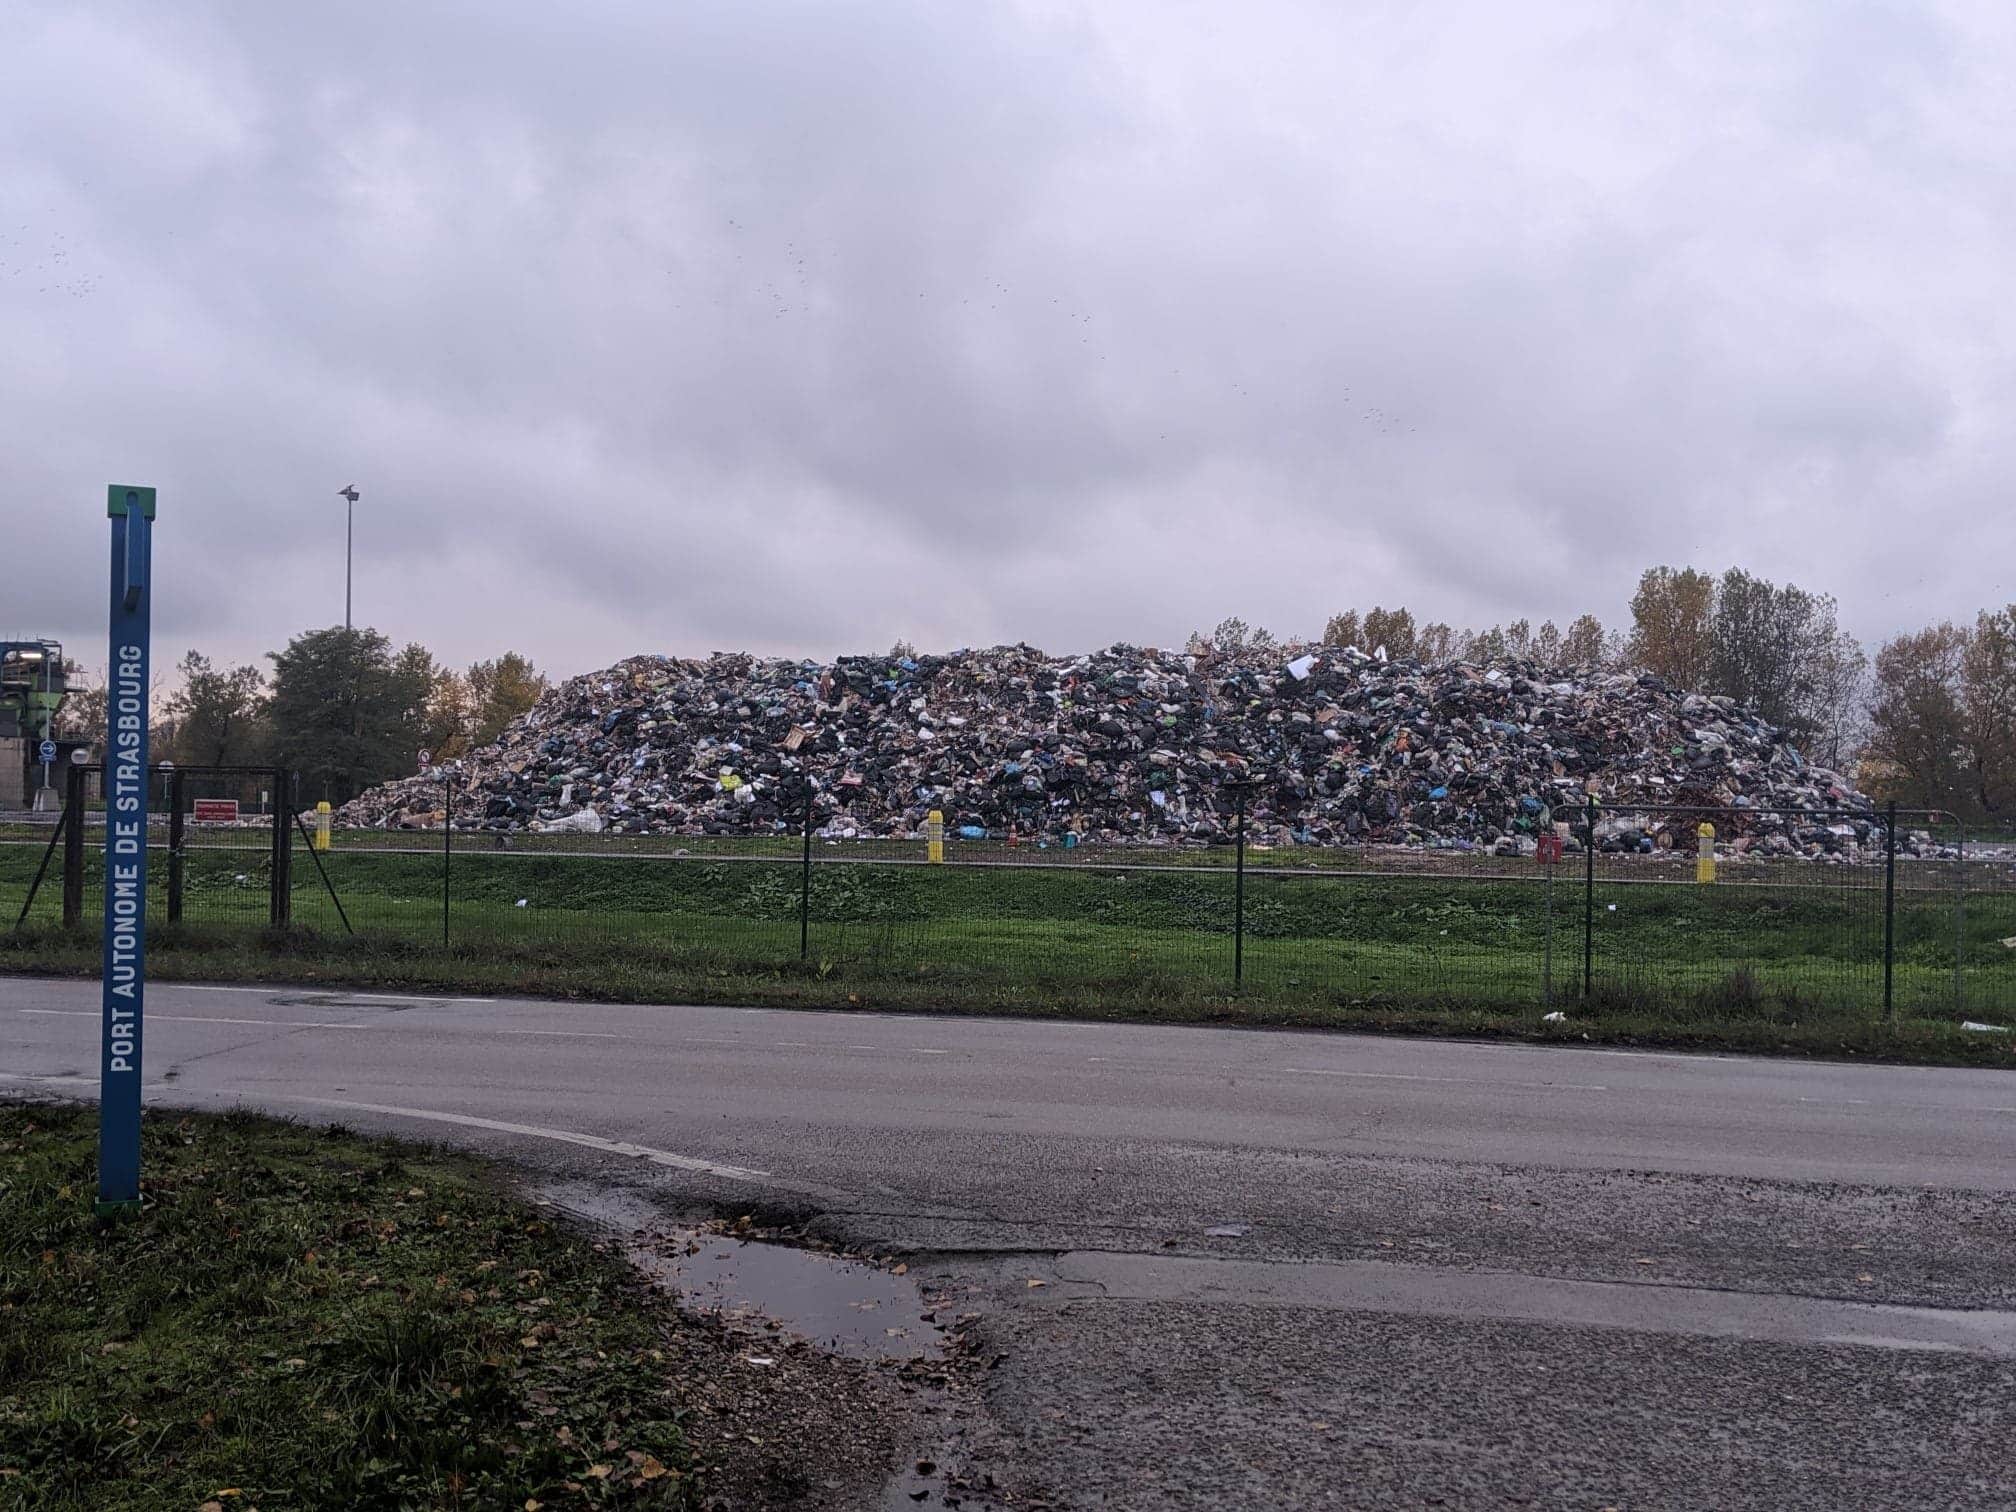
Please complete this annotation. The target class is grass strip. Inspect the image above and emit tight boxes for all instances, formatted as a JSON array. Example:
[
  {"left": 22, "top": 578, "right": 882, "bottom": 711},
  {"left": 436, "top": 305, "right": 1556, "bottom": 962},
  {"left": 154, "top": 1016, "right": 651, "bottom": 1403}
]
[
  {"left": 0, "top": 1103, "right": 693, "bottom": 1509},
  {"left": 2, "top": 921, "right": 2011, "bottom": 1067}
]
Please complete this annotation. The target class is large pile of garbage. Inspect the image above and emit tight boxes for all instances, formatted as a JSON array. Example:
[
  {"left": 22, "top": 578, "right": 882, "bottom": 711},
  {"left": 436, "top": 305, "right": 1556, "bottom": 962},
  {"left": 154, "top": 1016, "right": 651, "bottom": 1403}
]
[{"left": 339, "top": 643, "right": 1888, "bottom": 855}]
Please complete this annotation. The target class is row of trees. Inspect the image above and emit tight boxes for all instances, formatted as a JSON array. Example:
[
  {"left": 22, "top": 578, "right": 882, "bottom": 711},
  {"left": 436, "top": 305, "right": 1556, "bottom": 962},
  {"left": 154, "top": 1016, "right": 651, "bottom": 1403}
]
[
  {"left": 55, "top": 627, "right": 548, "bottom": 803},
  {"left": 1204, "top": 609, "right": 1610, "bottom": 668},
  {"left": 1316, "top": 608, "right": 1610, "bottom": 671},
  {"left": 1622, "top": 568, "right": 1866, "bottom": 765},
  {"left": 1865, "top": 609, "right": 2016, "bottom": 823},
  {"left": 1198, "top": 567, "right": 2015, "bottom": 820}
]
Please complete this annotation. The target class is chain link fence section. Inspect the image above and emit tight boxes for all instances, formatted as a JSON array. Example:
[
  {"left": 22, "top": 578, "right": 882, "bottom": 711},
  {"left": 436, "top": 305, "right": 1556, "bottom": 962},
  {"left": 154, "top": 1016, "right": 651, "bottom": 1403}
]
[{"left": 4, "top": 773, "right": 2000, "bottom": 1029}]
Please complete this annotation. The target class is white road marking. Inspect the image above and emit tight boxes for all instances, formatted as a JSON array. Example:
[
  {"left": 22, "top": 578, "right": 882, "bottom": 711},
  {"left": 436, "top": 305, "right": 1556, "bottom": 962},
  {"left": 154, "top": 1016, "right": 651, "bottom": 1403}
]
[
  {"left": 1285, "top": 1067, "right": 1611, "bottom": 1092},
  {"left": 142, "top": 982, "right": 283, "bottom": 996},
  {"left": 18, "top": 1008, "right": 367, "bottom": 1030},
  {"left": 1796, "top": 1095, "right": 2013, "bottom": 1116},
  {"left": 0, "top": 1074, "right": 775, "bottom": 1183},
  {"left": 498, "top": 1028, "right": 624, "bottom": 1039},
  {"left": 912, "top": 1048, "right": 951, "bottom": 1055},
  {"left": 282, "top": 1097, "right": 773, "bottom": 1181}
]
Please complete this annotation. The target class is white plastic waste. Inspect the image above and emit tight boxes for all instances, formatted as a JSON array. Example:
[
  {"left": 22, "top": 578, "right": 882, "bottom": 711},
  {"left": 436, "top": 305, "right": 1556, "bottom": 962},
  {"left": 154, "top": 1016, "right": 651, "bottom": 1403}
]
[
  {"left": 534, "top": 807, "right": 606, "bottom": 834},
  {"left": 1961, "top": 1021, "right": 2010, "bottom": 1034}
]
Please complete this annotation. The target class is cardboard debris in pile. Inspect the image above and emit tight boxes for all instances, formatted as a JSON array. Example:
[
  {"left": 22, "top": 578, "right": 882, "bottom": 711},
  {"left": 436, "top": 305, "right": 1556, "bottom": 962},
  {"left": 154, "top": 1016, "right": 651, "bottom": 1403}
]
[{"left": 338, "top": 644, "right": 1898, "bottom": 857}]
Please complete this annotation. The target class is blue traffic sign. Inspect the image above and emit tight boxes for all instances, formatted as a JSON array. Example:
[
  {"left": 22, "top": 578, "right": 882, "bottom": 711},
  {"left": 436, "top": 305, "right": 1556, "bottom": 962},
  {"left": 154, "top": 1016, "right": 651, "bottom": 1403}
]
[
  {"left": 99, "top": 484, "right": 155, "bottom": 1215},
  {"left": 38, "top": 738, "right": 56, "bottom": 764}
]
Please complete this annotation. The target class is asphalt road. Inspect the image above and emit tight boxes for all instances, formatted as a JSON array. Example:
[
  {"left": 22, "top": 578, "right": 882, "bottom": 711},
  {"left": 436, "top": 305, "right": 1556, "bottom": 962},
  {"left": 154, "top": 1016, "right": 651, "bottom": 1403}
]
[{"left": 6, "top": 976, "right": 2015, "bottom": 1509}]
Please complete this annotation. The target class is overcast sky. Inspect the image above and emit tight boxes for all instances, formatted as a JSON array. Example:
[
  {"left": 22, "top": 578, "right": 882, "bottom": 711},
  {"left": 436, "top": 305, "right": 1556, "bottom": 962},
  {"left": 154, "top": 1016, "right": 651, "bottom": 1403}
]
[{"left": 4, "top": 0, "right": 2012, "bottom": 685}]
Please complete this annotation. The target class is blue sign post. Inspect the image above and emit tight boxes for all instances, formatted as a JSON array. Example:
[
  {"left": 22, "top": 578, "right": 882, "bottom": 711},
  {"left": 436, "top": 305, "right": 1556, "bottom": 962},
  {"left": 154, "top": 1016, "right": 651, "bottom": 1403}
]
[{"left": 98, "top": 485, "right": 155, "bottom": 1215}]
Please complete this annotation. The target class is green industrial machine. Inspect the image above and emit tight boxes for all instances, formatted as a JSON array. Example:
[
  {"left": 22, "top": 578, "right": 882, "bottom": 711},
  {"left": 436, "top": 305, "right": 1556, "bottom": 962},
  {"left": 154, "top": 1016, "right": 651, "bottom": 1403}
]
[
  {"left": 1, "top": 640, "right": 70, "bottom": 807},
  {"left": 0, "top": 640, "right": 68, "bottom": 743}
]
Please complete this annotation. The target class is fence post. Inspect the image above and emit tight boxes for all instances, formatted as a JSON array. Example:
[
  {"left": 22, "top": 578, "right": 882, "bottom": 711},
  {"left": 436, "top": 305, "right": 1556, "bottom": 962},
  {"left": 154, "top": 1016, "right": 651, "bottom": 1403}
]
[
  {"left": 13, "top": 795, "right": 69, "bottom": 933},
  {"left": 1233, "top": 783, "right": 1247, "bottom": 990},
  {"left": 1954, "top": 819, "right": 1966, "bottom": 1019},
  {"left": 442, "top": 768, "right": 454, "bottom": 948},
  {"left": 1542, "top": 860, "right": 1554, "bottom": 1006},
  {"left": 1581, "top": 798, "right": 1597, "bottom": 1000},
  {"left": 62, "top": 762, "right": 86, "bottom": 929},
  {"left": 1882, "top": 800, "right": 1897, "bottom": 1022},
  {"left": 270, "top": 766, "right": 294, "bottom": 928},
  {"left": 291, "top": 807, "right": 354, "bottom": 935},
  {"left": 800, "top": 776, "right": 814, "bottom": 962},
  {"left": 167, "top": 769, "right": 186, "bottom": 924}
]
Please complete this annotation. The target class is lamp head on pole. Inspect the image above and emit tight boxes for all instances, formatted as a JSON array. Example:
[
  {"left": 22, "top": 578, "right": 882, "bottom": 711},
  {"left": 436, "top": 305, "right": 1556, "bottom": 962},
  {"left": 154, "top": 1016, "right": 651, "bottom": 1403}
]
[{"left": 338, "top": 485, "right": 359, "bottom": 504}]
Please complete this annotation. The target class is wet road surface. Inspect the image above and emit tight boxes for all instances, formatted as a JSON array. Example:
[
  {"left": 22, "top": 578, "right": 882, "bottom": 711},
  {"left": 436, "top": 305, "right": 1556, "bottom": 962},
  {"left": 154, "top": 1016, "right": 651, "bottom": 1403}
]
[{"left": 5, "top": 976, "right": 2014, "bottom": 1508}]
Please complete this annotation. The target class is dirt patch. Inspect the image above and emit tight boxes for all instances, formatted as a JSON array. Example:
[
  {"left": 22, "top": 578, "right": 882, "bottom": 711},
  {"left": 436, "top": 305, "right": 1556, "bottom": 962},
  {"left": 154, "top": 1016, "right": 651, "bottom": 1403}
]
[{"left": 543, "top": 1182, "right": 1042, "bottom": 1510}]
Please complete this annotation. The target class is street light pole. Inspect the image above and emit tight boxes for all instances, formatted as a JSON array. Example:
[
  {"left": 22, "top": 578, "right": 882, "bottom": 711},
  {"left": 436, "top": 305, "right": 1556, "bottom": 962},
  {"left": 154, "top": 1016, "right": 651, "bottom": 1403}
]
[{"left": 337, "top": 485, "right": 359, "bottom": 633}]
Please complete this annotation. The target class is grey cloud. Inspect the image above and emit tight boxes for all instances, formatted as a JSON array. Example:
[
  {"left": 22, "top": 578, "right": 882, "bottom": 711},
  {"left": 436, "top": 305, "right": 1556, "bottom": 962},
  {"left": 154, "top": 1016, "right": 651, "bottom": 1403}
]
[{"left": 3, "top": 0, "right": 2013, "bottom": 685}]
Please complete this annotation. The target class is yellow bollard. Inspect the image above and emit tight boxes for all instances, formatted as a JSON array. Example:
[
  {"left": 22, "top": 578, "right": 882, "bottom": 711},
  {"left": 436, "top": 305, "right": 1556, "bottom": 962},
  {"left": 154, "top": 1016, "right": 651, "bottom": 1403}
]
[
  {"left": 1695, "top": 821, "right": 1716, "bottom": 883},
  {"left": 314, "top": 800, "right": 332, "bottom": 852},
  {"left": 926, "top": 808, "right": 945, "bottom": 864}
]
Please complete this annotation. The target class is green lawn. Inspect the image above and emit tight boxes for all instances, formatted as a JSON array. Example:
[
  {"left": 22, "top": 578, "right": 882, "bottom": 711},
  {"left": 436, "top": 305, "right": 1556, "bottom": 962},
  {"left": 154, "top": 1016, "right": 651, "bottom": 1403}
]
[{"left": 5, "top": 838, "right": 2012, "bottom": 1058}]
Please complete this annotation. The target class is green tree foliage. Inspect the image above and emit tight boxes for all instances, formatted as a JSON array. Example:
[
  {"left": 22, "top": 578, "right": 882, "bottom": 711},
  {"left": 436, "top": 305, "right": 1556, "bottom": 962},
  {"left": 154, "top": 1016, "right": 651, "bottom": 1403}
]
[
  {"left": 1706, "top": 570, "right": 1864, "bottom": 754},
  {"left": 464, "top": 652, "right": 549, "bottom": 748},
  {"left": 50, "top": 662, "right": 104, "bottom": 745},
  {"left": 1415, "top": 621, "right": 1457, "bottom": 662},
  {"left": 1865, "top": 623, "right": 1971, "bottom": 813},
  {"left": 268, "top": 627, "right": 442, "bottom": 802},
  {"left": 1627, "top": 567, "right": 1717, "bottom": 688},
  {"left": 1960, "top": 605, "right": 2016, "bottom": 817},
  {"left": 1211, "top": 615, "right": 1277, "bottom": 651},
  {"left": 1360, "top": 607, "right": 1416, "bottom": 659},
  {"left": 423, "top": 669, "right": 475, "bottom": 763},
  {"left": 1464, "top": 625, "right": 1507, "bottom": 661},
  {"left": 1320, "top": 607, "right": 1420, "bottom": 657},
  {"left": 161, "top": 651, "right": 269, "bottom": 767},
  {"left": 1320, "top": 611, "right": 1361, "bottom": 648},
  {"left": 1211, "top": 616, "right": 1249, "bottom": 649},
  {"left": 1561, "top": 614, "right": 1608, "bottom": 668}
]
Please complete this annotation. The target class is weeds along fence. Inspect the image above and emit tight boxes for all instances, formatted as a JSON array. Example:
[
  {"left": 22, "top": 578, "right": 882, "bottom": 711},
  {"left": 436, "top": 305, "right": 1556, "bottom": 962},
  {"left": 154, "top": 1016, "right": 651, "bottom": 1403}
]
[{"left": 3, "top": 769, "right": 2011, "bottom": 1024}]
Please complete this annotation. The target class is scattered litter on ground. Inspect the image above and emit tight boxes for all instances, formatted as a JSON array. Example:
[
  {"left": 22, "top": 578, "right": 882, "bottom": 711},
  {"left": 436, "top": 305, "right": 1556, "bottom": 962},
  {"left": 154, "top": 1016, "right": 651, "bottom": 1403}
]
[
  {"left": 340, "top": 642, "right": 1896, "bottom": 854},
  {"left": 1961, "top": 1022, "right": 2011, "bottom": 1034},
  {"left": 1542, "top": 1011, "right": 1568, "bottom": 1023}
]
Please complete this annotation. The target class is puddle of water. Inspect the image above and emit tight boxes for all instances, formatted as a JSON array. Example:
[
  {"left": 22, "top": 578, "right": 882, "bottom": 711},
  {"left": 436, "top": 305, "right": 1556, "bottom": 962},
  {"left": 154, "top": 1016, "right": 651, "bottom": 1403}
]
[
  {"left": 539, "top": 1181, "right": 940, "bottom": 1362},
  {"left": 633, "top": 1232, "right": 938, "bottom": 1362}
]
